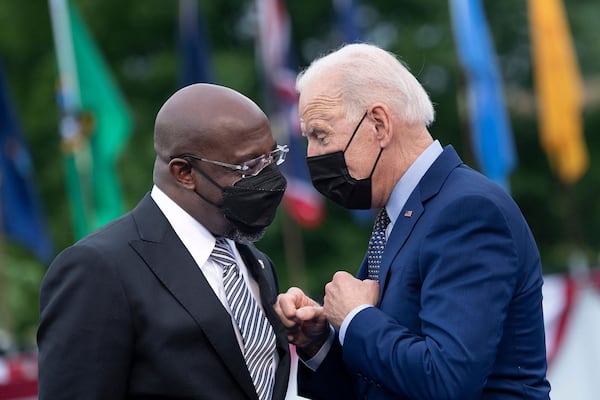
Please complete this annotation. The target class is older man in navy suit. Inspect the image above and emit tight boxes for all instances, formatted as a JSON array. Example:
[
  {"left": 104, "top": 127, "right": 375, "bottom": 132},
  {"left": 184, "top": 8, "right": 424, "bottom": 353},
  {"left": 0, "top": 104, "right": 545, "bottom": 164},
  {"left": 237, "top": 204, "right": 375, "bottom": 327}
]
[{"left": 275, "top": 43, "right": 551, "bottom": 399}]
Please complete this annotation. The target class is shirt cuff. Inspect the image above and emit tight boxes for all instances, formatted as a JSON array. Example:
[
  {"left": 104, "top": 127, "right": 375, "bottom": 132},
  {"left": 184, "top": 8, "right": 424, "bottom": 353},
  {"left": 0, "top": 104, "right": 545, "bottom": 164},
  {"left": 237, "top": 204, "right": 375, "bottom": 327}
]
[
  {"left": 339, "top": 304, "right": 373, "bottom": 345},
  {"left": 300, "top": 326, "right": 335, "bottom": 372}
]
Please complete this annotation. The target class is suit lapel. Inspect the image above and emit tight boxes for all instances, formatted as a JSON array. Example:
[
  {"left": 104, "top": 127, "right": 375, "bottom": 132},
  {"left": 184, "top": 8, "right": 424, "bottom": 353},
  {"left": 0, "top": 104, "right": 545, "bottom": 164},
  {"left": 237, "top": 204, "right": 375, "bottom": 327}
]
[
  {"left": 128, "top": 195, "right": 258, "bottom": 400},
  {"left": 238, "top": 244, "right": 291, "bottom": 399},
  {"left": 377, "top": 193, "right": 424, "bottom": 299},
  {"left": 377, "top": 146, "right": 463, "bottom": 299}
]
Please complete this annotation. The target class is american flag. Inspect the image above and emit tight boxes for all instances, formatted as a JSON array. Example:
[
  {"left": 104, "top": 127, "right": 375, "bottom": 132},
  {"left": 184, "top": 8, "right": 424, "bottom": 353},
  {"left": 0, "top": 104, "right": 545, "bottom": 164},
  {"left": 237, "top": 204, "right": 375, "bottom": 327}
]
[{"left": 255, "top": 0, "right": 325, "bottom": 229}]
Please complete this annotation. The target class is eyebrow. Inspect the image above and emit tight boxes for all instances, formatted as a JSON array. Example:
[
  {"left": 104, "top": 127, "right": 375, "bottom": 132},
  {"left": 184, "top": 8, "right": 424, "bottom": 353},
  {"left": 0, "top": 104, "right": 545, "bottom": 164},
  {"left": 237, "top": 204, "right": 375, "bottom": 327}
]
[{"left": 301, "top": 126, "right": 314, "bottom": 138}]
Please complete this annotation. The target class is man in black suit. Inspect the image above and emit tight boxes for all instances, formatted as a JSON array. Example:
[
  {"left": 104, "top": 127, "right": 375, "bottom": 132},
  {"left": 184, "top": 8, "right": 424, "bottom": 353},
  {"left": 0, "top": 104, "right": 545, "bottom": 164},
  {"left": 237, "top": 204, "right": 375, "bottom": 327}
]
[{"left": 37, "top": 83, "right": 291, "bottom": 399}]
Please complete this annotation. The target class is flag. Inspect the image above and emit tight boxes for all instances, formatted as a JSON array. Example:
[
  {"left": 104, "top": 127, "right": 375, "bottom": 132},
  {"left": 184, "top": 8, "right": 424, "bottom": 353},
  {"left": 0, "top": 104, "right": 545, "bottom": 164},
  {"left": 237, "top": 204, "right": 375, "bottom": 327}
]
[
  {"left": 0, "top": 58, "right": 53, "bottom": 262},
  {"left": 528, "top": 0, "right": 587, "bottom": 185},
  {"left": 331, "top": 0, "right": 374, "bottom": 225},
  {"left": 255, "top": 0, "right": 325, "bottom": 229},
  {"left": 178, "top": 0, "right": 214, "bottom": 87},
  {"left": 333, "top": 0, "right": 362, "bottom": 44},
  {"left": 449, "top": 0, "right": 517, "bottom": 191},
  {"left": 49, "top": 0, "right": 132, "bottom": 238}
]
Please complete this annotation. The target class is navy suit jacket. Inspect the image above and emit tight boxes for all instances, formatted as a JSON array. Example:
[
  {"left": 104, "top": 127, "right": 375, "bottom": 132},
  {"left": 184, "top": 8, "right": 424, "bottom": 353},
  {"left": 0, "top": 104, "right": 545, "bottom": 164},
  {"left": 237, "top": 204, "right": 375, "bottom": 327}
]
[
  {"left": 299, "top": 146, "right": 550, "bottom": 399},
  {"left": 38, "top": 194, "right": 290, "bottom": 400}
]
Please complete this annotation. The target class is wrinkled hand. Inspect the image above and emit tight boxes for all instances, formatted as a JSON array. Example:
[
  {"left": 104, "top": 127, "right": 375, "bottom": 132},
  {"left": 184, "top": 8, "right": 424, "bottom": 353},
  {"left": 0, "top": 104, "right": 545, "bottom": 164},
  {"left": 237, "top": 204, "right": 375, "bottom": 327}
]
[
  {"left": 324, "top": 271, "right": 380, "bottom": 329},
  {"left": 274, "top": 287, "right": 330, "bottom": 357}
]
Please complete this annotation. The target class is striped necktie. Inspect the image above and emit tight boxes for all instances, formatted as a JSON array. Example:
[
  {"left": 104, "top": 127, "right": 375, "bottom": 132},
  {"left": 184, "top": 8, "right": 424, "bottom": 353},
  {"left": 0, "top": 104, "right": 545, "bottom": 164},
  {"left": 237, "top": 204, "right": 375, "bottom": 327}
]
[
  {"left": 367, "top": 208, "right": 390, "bottom": 280},
  {"left": 211, "top": 238, "right": 276, "bottom": 400}
]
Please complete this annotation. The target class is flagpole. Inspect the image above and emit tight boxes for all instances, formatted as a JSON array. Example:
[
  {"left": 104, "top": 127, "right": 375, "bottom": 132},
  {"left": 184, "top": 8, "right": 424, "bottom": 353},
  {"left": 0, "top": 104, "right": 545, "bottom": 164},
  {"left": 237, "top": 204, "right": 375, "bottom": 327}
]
[
  {"left": 49, "top": 0, "right": 93, "bottom": 238},
  {"left": 49, "top": 0, "right": 79, "bottom": 113},
  {"left": 254, "top": 0, "right": 312, "bottom": 289}
]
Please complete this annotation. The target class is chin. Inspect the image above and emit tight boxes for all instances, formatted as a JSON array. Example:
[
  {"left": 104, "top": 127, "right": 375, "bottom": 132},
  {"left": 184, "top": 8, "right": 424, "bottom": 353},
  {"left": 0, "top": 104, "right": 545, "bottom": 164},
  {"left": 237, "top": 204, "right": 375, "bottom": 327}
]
[{"left": 226, "top": 227, "right": 266, "bottom": 244}]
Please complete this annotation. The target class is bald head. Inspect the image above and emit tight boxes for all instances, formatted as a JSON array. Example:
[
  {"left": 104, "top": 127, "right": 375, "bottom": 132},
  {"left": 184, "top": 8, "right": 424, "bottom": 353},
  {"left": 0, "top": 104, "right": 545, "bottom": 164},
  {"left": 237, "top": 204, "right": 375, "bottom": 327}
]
[
  {"left": 154, "top": 83, "right": 269, "bottom": 160},
  {"left": 151, "top": 83, "right": 278, "bottom": 237}
]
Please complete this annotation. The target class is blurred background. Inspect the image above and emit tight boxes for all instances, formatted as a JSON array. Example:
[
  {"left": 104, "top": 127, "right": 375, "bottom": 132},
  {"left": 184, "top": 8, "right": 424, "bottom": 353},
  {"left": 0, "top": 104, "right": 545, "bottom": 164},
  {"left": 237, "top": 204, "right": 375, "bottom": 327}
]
[{"left": 0, "top": 0, "right": 599, "bottom": 398}]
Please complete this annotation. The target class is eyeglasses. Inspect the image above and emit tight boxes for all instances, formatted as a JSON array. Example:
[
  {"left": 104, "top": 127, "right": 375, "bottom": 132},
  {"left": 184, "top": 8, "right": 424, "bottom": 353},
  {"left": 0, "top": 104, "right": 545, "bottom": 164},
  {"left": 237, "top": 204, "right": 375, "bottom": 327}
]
[{"left": 172, "top": 144, "right": 289, "bottom": 178}]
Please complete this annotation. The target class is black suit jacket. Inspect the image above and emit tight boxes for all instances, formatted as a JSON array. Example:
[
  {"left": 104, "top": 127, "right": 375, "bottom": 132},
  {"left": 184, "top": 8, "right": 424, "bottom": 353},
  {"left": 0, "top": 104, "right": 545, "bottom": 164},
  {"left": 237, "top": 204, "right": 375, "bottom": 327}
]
[{"left": 37, "top": 194, "right": 290, "bottom": 399}]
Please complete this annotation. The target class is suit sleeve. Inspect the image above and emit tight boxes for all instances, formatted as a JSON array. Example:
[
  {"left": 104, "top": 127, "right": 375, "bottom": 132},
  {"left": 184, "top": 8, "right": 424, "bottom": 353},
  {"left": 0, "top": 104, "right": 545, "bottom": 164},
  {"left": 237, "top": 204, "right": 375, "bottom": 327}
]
[
  {"left": 37, "top": 243, "right": 133, "bottom": 400},
  {"left": 343, "top": 195, "right": 519, "bottom": 399},
  {"left": 298, "top": 338, "right": 358, "bottom": 400}
]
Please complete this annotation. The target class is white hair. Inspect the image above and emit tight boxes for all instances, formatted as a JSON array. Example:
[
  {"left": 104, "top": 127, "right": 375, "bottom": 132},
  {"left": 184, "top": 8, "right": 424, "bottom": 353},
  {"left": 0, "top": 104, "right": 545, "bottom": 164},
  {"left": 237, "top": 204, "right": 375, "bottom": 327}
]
[{"left": 296, "top": 43, "right": 435, "bottom": 126}]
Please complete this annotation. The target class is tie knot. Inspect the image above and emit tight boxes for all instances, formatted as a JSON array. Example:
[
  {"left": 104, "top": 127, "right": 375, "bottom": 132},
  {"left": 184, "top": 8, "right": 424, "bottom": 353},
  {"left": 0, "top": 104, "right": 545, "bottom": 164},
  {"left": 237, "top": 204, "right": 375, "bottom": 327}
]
[
  {"left": 375, "top": 208, "right": 390, "bottom": 231},
  {"left": 212, "top": 238, "right": 237, "bottom": 269}
]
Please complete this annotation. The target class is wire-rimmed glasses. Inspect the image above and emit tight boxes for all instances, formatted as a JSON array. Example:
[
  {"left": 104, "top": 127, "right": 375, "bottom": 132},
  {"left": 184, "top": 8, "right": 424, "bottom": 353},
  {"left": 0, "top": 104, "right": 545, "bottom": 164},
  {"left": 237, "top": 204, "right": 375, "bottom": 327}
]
[{"left": 171, "top": 144, "right": 289, "bottom": 178}]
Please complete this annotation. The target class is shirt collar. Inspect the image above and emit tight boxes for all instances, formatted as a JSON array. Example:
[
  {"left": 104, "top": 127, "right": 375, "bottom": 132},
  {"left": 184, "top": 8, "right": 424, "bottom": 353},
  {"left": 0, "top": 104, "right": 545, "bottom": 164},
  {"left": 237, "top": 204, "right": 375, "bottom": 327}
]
[
  {"left": 151, "top": 185, "right": 215, "bottom": 265},
  {"left": 386, "top": 140, "right": 443, "bottom": 227}
]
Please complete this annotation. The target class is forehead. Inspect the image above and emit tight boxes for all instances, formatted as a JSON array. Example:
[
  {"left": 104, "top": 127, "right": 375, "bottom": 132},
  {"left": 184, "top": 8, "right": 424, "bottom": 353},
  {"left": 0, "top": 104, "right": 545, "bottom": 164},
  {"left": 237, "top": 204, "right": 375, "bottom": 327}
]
[
  {"left": 298, "top": 83, "right": 345, "bottom": 127},
  {"left": 201, "top": 118, "right": 275, "bottom": 162}
]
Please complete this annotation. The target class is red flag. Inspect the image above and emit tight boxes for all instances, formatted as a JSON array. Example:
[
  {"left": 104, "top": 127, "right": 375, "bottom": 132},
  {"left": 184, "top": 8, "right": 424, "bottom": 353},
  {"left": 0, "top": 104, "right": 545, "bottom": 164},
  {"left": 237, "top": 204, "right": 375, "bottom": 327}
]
[{"left": 255, "top": 0, "right": 325, "bottom": 229}]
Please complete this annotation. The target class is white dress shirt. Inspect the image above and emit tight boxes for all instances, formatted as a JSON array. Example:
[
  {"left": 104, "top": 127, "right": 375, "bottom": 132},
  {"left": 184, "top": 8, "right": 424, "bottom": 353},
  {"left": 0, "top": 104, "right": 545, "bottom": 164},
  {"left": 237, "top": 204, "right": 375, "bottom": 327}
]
[
  {"left": 151, "top": 186, "right": 300, "bottom": 398},
  {"left": 150, "top": 185, "right": 263, "bottom": 349}
]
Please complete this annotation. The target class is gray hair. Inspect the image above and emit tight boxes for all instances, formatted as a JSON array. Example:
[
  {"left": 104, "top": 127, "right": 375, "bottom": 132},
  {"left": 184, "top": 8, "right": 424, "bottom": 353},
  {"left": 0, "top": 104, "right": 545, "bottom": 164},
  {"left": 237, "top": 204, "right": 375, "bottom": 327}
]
[{"left": 296, "top": 43, "right": 435, "bottom": 126}]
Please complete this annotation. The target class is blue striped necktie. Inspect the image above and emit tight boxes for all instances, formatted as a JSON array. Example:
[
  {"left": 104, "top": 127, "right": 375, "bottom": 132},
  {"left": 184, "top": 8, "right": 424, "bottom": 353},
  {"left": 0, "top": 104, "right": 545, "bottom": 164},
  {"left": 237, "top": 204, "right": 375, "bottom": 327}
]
[
  {"left": 211, "top": 238, "right": 276, "bottom": 400},
  {"left": 367, "top": 208, "right": 390, "bottom": 280}
]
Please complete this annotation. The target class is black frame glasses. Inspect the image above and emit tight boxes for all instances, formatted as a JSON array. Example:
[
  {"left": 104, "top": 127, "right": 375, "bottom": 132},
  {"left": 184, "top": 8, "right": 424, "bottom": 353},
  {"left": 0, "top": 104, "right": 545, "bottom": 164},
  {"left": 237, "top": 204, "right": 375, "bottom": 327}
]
[{"left": 171, "top": 144, "right": 289, "bottom": 178}]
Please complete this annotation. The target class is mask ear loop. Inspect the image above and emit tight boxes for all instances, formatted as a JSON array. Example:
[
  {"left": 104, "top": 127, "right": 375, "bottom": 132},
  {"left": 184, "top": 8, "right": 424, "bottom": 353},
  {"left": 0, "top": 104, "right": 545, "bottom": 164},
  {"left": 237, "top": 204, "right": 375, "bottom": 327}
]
[
  {"left": 179, "top": 158, "right": 225, "bottom": 208},
  {"left": 342, "top": 111, "right": 383, "bottom": 178},
  {"left": 343, "top": 111, "right": 369, "bottom": 152},
  {"left": 368, "top": 147, "right": 384, "bottom": 178},
  {"left": 182, "top": 158, "right": 225, "bottom": 190}
]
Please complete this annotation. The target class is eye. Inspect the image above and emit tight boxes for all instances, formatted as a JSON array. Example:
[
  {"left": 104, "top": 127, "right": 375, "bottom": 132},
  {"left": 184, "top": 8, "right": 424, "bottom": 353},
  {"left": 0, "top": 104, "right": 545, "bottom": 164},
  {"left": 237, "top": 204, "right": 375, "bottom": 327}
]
[
  {"left": 316, "top": 132, "right": 329, "bottom": 145},
  {"left": 306, "top": 128, "right": 328, "bottom": 145},
  {"left": 243, "top": 156, "right": 266, "bottom": 175}
]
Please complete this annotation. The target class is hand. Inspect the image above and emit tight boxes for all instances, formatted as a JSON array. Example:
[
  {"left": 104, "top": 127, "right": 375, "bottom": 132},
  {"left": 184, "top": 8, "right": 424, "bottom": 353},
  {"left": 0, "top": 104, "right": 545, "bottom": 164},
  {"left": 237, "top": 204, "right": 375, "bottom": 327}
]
[
  {"left": 324, "top": 271, "right": 380, "bottom": 329},
  {"left": 274, "top": 287, "right": 330, "bottom": 357}
]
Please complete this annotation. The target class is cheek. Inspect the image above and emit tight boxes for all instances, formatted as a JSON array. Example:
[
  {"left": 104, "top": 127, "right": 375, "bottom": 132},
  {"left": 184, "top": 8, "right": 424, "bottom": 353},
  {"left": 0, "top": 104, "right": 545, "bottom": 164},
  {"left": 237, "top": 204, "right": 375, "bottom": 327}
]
[
  {"left": 346, "top": 136, "right": 379, "bottom": 179},
  {"left": 306, "top": 138, "right": 321, "bottom": 157},
  {"left": 343, "top": 146, "right": 361, "bottom": 171}
]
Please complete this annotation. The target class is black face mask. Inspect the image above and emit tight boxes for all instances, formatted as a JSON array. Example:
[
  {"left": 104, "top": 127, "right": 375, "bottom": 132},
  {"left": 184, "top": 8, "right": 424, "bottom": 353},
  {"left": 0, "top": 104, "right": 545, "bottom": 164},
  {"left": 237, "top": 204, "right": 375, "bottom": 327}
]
[
  {"left": 306, "top": 112, "right": 383, "bottom": 209},
  {"left": 193, "top": 164, "right": 287, "bottom": 234}
]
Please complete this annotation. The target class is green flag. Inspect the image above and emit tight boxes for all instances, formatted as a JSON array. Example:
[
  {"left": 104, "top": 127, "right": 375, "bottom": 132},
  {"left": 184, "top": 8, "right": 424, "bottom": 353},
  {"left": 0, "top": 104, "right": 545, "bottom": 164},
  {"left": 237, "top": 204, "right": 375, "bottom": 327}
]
[{"left": 50, "top": 0, "right": 132, "bottom": 238}]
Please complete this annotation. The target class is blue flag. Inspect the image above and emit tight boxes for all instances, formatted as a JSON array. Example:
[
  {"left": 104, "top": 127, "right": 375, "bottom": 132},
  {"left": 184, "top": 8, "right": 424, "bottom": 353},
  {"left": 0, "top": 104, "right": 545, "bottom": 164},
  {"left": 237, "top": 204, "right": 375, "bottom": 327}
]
[
  {"left": 178, "top": 0, "right": 214, "bottom": 87},
  {"left": 333, "top": 0, "right": 362, "bottom": 44},
  {"left": 449, "top": 0, "right": 516, "bottom": 191},
  {"left": 0, "top": 58, "right": 53, "bottom": 262},
  {"left": 332, "top": 0, "right": 374, "bottom": 225}
]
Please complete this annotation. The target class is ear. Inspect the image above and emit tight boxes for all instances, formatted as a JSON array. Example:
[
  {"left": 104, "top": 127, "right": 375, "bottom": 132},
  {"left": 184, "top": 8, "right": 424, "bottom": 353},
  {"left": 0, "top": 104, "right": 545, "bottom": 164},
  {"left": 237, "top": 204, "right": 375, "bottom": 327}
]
[
  {"left": 369, "top": 103, "right": 392, "bottom": 147},
  {"left": 169, "top": 158, "right": 196, "bottom": 189}
]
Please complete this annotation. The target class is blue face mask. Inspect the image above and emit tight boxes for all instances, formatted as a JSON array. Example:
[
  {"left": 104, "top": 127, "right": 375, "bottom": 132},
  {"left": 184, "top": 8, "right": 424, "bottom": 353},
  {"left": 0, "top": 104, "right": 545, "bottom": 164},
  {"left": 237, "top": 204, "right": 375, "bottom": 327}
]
[{"left": 306, "top": 112, "right": 383, "bottom": 210}]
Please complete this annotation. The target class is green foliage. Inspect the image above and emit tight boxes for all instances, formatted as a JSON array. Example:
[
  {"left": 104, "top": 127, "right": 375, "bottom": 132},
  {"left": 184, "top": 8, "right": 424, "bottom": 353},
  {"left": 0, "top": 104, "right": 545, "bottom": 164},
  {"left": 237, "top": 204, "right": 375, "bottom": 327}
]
[
  {"left": 0, "top": 246, "right": 45, "bottom": 348},
  {"left": 0, "top": 0, "right": 599, "bottom": 344}
]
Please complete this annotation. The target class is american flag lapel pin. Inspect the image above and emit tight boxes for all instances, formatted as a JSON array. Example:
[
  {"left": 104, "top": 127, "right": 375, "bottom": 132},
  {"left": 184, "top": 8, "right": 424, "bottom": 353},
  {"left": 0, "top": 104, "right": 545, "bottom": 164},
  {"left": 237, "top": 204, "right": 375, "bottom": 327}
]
[{"left": 404, "top": 210, "right": 413, "bottom": 218}]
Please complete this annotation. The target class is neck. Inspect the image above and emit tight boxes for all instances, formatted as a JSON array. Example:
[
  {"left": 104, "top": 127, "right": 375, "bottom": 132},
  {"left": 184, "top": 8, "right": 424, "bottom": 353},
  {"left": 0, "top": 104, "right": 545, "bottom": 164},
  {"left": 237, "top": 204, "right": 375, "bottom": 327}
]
[{"left": 372, "top": 125, "right": 432, "bottom": 208}]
